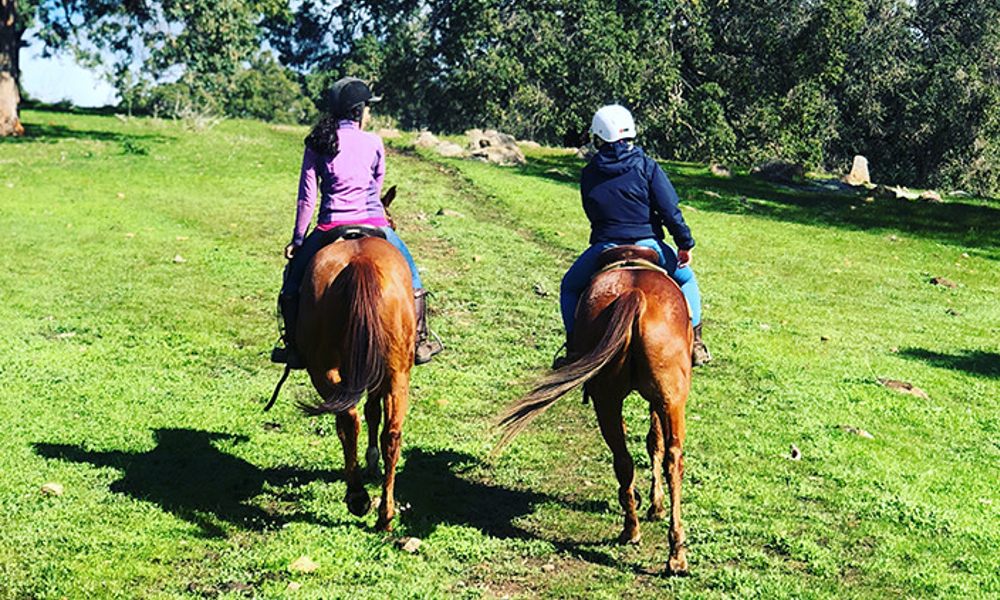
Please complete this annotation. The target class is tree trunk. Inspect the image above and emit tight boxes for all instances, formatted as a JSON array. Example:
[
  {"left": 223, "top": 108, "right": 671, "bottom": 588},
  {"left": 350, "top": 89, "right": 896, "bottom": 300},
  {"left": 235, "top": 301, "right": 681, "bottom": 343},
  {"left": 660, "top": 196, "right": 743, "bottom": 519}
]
[{"left": 0, "top": 0, "right": 23, "bottom": 137}]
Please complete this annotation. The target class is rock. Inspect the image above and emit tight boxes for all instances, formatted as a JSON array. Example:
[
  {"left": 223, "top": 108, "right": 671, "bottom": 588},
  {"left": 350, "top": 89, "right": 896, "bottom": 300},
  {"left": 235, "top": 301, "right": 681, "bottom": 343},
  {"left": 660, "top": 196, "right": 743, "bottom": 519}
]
[
  {"left": 471, "top": 145, "right": 526, "bottom": 166},
  {"left": 842, "top": 155, "right": 871, "bottom": 186},
  {"left": 415, "top": 131, "right": 440, "bottom": 149},
  {"left": 709, "top": 163, "right": 732, "bottom": 178},
  {"left": 288, "top": 556, "right": 319, "bottom": 574},
  {"left": 750, "top": 160, "right": 805, "bottom": 183},
  {"left": 532, "top": 283, "right": 549, "bottom": 297},
  {"left": 518, "top": 140, "right": 542, "bottom": 149},
  {"left": 541, "top": 563, "right": 556, "bottom": 573},
  {"left": 704, "top": 190, "right": 721, "bottom": 199},
  {"left": 435, "top": 208, "right": 465, "bottom": 218},
  {"left": 173, "top": 254, "right": 186, "bottom": 264},
  {"left": 842, "top": 425, "right": 874, "bottom": 439},
  {"left": 435, "top": 142, "right": 467, "bottom": 158},
  {"left": 465, "top": 129, "right": 527, "bottom": 166},
  {"left": 286, "top": 581, "right": 303, "bottom": 591},
  {"left": 397, "top": 537, "right": 422, "bottom": 553},
  {"left": 946, "top": 308, "right": 960, "bottom": 317},
  {"left": 949, "top": 190, "right": 972, "bottom": 198},
  {"left": 375, "top": 128, "right": 401, "bottom": 139},
  {"left": 873, "top": 184, "right": 916, "bottom": 201},
  {"left": 918, "top": 190, "right": 942, "bottom": 203},
  {"left": 789, "top": 444, "right": 802, "bottom": 460},
  {"left": 820, "top": 335, "right": 830, "bottom": 341},
  {"left": 929, "top": 277, "right": 957, "bottom": 288},
  {"left": 41, "top": 482, "right": 64, "bottom": 496},
  {"left": 878, "top": 378, "right": 929, "bottom": 399}
]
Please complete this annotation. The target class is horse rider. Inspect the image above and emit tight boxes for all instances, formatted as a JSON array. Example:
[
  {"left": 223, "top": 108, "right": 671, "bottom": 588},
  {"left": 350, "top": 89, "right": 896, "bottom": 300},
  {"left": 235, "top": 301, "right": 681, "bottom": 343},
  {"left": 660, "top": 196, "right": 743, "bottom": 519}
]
[
  {"left": 271, "top": 77, "right": 443, "bottom": 369},
  {"left": 554, "top": 104, "right": 712, "bottom": 368}
]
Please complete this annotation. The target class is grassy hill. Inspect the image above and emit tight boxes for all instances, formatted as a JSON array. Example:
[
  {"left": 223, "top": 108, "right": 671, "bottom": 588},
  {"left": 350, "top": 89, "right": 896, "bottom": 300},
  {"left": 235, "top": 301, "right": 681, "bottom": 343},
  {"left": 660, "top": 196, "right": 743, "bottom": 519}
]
[{"left": 0, "top": 109, "right": 997, "bottom": 599}]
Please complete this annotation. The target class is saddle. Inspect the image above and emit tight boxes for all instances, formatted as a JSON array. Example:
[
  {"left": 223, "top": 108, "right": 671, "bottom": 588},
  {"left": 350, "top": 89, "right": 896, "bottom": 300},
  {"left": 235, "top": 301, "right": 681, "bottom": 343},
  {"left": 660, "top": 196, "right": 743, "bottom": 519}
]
[
  {"left": 593, "top": 245, "right": 669, "bottom": 278},
  {"left": 590, "top": 245, "right": 690, "bottom": 319},
  {"left": 315, "top": 224, "right": 387, "bottom": 248}
]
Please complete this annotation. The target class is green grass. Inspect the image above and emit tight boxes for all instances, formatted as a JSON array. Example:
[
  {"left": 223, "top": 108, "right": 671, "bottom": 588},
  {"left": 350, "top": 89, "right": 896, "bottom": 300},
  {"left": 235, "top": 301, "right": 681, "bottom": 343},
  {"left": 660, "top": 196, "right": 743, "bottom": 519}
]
[{"left": 1, "top": 109, "right": 998, "bottom": 599}]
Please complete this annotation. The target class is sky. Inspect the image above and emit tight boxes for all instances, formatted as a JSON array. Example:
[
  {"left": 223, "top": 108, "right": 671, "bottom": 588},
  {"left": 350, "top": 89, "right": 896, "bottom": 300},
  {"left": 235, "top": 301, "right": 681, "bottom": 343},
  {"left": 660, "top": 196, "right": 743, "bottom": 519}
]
[{"left": 20, "top": 39, "right": 119, "bottom": 108}]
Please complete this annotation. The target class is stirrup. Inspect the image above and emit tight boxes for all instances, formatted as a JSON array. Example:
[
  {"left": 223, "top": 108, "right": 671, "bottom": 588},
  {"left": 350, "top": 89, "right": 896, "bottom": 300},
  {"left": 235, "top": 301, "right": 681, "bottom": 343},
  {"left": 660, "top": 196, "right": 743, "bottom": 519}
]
[{"left": 271, "top": 344, "right": 305, "bottom": 369}]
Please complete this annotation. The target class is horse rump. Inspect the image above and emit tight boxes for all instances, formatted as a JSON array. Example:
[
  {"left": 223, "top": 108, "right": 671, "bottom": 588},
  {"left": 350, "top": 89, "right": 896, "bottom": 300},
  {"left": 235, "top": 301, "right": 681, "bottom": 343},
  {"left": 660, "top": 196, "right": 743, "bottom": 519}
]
[{"left": 298, "top": 258, "right": 390, "bottom": 415}]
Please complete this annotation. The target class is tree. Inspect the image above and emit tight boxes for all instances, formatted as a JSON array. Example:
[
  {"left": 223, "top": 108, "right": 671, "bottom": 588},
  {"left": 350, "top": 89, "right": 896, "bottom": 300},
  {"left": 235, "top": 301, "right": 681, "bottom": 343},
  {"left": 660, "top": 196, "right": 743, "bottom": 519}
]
[{"left": 0, "top": 0, "right": 31, "bottom": 136}]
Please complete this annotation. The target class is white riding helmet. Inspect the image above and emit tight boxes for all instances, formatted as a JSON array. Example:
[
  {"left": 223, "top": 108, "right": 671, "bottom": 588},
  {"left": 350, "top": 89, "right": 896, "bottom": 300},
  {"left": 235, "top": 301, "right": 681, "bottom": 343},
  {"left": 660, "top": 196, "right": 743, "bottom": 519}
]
[{"left": 590, "top": 104, "right": 636, "bottom": 143}]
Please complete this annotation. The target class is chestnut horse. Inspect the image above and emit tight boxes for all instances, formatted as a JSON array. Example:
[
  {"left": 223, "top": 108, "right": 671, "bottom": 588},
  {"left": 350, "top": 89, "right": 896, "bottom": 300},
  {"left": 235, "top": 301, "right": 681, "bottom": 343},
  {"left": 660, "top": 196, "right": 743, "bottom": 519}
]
[
  {"left": 296, "top": 234, "right": 415, "bottom": 531},
  {"left": 497, "top": 246, "right": 693, "bottom": 574}
]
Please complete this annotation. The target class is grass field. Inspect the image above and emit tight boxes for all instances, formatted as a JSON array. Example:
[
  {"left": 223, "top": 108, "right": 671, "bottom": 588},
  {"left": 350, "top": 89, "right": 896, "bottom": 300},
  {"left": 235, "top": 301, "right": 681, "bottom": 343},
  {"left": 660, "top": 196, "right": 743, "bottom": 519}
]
[{"left": 1, "top": 109, "right": 997, "bottom": 599}]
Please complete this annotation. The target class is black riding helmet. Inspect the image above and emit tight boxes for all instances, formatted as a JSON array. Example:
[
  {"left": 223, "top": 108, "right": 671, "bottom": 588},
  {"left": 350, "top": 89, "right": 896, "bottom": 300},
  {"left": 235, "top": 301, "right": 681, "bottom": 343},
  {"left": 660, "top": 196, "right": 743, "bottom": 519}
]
[{"left": 323, "top": 77, "right": 382, "bottom": 118}]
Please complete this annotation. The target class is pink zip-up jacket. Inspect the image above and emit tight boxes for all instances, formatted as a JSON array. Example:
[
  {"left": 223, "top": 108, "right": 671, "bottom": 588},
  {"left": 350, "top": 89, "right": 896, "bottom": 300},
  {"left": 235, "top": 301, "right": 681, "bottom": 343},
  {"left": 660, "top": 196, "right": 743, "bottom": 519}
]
[{"left": 293, "top": 120, "right": 388, "bottom": 245}]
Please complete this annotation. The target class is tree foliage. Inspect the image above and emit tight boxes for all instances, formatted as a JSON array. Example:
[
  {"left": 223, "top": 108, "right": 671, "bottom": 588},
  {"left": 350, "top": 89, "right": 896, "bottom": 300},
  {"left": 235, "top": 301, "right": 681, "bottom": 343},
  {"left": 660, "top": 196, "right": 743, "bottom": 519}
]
[{"left": 11, "top": 0, "right": 1000, "bottom": 195}]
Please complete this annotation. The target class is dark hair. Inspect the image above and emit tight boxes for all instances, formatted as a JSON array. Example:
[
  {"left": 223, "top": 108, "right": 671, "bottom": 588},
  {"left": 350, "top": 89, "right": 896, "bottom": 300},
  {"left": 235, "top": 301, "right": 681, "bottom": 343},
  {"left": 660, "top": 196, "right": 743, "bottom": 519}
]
[{"left": 304, "top": 103, "right": 365, "bottom": 157}]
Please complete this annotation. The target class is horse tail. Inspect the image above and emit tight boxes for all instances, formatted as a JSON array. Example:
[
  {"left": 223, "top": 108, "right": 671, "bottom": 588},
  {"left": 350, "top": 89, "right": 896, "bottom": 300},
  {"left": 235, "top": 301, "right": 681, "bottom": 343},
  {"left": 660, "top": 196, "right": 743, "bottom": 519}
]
[
  {"left": 299, "top": 258, "right": 389, "bottom": 415},
  {"left": 494, "top": 289, "right": 644, "bottom": 453}
]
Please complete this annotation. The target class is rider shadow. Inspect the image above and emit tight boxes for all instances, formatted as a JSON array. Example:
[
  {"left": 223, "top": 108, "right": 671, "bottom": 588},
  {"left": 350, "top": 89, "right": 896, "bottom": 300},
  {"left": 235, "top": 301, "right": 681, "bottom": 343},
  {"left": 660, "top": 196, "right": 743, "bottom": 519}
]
[
  {"left": 33, "top": 428, "right": 343, "bottom": 538},
  {"left": 396, "top": 447, "right": 661, "bottom": 573}
]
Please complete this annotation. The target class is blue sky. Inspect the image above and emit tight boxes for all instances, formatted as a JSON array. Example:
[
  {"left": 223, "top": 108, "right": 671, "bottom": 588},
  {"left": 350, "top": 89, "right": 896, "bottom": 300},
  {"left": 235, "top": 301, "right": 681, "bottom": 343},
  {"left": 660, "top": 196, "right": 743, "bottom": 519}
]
[{"left": 20, "top": 38, "right": 118, "bottom": 107}]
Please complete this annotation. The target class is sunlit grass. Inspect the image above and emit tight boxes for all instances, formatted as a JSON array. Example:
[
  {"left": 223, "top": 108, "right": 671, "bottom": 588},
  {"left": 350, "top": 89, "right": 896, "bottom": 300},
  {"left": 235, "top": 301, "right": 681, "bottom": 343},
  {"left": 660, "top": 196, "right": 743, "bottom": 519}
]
[{"left": 0, "top": 109, "right": 997, "bottom": 598}]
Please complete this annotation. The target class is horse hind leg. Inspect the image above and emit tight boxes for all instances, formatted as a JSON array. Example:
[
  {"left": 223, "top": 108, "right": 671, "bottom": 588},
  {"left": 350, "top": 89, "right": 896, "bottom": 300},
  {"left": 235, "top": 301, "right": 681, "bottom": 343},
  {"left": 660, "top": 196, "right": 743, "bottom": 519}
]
[
  {"left": 375, "top": 373, "right": 410, "bottom": 532},
  {"left": 364, "top": 393, "right": 381, "bottom": 479},
  {"left": 335, "top": 408, "right": 371, "bottom": 517},
  {"left": 594, "top": 393, "right": 641, "bottom": 544},
  {"left": 651, "top": 374, "right": 689, "bottom": 575},
  {"left": 645, "top": 408, "right": 668, "bottom": 521}
]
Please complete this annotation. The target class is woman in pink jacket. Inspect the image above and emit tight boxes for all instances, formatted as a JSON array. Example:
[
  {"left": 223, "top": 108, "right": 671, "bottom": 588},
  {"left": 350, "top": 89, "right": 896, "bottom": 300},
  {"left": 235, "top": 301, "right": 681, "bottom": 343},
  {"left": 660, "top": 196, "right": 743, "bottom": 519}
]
[{"left": 271, "top": 78, "right": 443, "bottom": 368}]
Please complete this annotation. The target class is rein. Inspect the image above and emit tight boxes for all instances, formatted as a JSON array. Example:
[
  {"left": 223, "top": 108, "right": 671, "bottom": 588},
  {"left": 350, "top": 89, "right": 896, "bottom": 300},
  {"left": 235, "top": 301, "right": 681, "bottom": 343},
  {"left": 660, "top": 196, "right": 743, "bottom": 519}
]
[{"left": 264, "top": 365, "right": 291, "bottom": 412}]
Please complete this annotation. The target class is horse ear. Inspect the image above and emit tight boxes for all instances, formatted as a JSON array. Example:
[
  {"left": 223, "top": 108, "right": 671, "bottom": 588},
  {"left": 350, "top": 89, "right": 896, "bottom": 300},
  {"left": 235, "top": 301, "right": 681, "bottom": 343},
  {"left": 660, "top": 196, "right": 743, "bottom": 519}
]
[{"left": 381, "top": 185, "right": 397, "bottom": 208}]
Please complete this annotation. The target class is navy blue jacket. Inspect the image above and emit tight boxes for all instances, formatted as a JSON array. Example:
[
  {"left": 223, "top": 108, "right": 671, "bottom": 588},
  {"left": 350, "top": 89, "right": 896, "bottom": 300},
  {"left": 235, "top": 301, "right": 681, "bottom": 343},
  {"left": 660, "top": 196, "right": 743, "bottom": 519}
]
[{"left": 580, "top": 142, "right": 694, "bottom": 250}]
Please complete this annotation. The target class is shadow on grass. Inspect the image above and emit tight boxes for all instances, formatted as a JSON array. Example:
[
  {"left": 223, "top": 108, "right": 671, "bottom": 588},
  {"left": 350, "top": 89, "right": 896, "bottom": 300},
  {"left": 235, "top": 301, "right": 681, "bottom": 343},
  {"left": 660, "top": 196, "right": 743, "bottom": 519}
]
[
  {"left": 34, "top": 428, "right": 341, "bottom": 537},
  {"left": 2, "top": 122, "right": 171, "bottom": 145},
  {"left": 397, "top": 447, "right": 667, "bottom": 574},
  {"left": 899, "top": 348, "right": 1000, "bottom": 379},
  {"left": 513, "top": 153, "right": 1000, "bottom": 253}
]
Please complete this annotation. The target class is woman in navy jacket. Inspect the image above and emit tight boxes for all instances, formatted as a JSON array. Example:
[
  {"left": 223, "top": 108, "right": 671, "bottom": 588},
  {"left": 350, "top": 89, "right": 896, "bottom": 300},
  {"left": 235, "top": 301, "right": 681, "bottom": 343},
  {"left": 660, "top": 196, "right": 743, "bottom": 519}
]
[{"left": 557, "top": 104, "right": 711, "bottom": 367}]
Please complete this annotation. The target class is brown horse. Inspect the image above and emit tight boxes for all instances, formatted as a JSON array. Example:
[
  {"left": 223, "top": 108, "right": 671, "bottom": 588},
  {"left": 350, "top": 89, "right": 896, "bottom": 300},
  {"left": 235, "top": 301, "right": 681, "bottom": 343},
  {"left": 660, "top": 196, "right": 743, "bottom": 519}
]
[
  {"left": 296, "top": 234, "right": 415, "bottom": 531},
  {"left": 497, "top": 246, "right": 693, "bottom": 575}
]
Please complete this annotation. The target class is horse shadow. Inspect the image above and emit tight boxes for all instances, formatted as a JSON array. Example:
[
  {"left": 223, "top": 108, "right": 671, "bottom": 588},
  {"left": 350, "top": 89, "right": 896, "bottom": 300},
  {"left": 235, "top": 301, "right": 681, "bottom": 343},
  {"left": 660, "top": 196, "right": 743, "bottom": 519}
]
[
  {"left": 899, "top": 348, "right": 1000, "bottom": 379},
  {"left": 396, "top": 447, "right": 664, "bottom": 573},
  {"left": 33, "top": 428, "right": 342, "bottom": 537}
]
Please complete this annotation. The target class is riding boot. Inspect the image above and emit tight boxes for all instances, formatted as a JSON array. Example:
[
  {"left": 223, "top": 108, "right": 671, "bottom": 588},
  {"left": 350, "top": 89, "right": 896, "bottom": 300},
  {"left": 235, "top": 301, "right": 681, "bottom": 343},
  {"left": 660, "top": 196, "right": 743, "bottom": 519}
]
[
  {"left": 414, "top": 289, "right": 443, "bottom": 365},
  {"left": 271, "top": 293, "right": 305, "bottom": 369},
  {"left": 692, "top": 323, "right": 712, "bottom": 367},
  {"left": 551, "top": 331, "right": 580, "bottom": 370}
]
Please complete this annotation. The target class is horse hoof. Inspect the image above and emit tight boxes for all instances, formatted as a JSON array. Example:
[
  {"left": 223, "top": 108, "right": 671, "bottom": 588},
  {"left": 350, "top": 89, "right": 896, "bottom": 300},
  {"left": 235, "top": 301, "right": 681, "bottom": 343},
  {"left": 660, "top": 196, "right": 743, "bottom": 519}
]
[
  {"left": 375, "top": 516, "right": 394, "bottom": 532},
  {"left": 646, "top": 506, "right": 667, "bottom": 521},
  {"left": 345, "top": 490, "right": 371, "bottom": 517},
  {"left": 617, "top": 530, "right": 641, "bottom": 545},
  {"left": 666, "top": 556, "right": 689, "bottom": 576}
]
